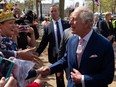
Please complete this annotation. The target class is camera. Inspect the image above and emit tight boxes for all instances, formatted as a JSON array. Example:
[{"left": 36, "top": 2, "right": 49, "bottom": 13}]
[
  {"left": 19, "top": 25, "right": 29, "bottom": 32},
  {"left": 0, "top": 1, "right": 5, "bottom": 10},
  {"left": 0, "top": 57, "right": 14, "bottom": 79}
]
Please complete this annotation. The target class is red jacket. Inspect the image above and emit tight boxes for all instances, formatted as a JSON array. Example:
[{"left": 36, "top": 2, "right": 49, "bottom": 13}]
[{"left": 26, "top": 82, "right": 40, "bottom": 87}]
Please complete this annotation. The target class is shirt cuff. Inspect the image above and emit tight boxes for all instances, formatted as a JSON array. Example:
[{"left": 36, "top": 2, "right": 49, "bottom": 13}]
[
  {"left": 14, "top": 51, "right": 17, "bottom": 57},
  {"left": 81, "top": 75, "right": 85, "bottom": 87}
]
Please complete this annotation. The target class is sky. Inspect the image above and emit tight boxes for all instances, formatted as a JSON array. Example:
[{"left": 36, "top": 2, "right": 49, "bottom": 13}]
[
  {"left": 42, "top": 0, "right": 85, "bottom": 9},
  {"left": 6, "top": 0, "right": 85, "bottom": 9}
]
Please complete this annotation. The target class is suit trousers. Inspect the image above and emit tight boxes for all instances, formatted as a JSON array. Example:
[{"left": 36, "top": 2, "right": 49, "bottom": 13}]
[{"left": 55, "top": 70, "right": 65, "bottom": 87}]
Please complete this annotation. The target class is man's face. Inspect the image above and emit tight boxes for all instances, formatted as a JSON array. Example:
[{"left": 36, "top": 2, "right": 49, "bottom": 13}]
[
  {"left": 50, "top": 6, "right": 59, "bottom": 20},
  {"left": 107, "top": 14, "right": 112, "bottom": 20},
  {"left": 14, "top": 8, "right": 20, "bottom": 15},
  {"left": 69, "top": 11, "right": 85, "bottom": 36}
]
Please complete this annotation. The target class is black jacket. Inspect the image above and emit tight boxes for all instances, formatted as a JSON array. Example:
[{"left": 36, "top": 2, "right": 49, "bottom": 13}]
[{"left": 36, "top": 20, "right": 70, "bottom": 63}]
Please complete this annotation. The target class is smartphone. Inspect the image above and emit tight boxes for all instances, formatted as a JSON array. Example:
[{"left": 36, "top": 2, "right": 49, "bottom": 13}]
[
  {"left": 19, "top": 25, "right": 29, "bottom": 32},
  {"left": 0, "top": 2, "right": 5, "bottom": 9},
  {"left": 0, "top": 57, "right": 14, "bottom": 79}
]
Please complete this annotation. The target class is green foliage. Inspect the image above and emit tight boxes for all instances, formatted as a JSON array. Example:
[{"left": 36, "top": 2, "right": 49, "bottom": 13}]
[{"left": 87, "top": 0, "right": 115, "bottom": 13}]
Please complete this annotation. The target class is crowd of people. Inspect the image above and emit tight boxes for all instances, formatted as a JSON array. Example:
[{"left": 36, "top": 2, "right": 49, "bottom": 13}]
[
  {"left": 93, "top": 12, "right": 116, "bottom": 44},
  {"left": 0, "top": 1, "right": 116, "bottom": 87}
]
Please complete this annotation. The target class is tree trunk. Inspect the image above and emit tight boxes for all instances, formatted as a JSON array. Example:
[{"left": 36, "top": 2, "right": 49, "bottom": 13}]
[
  {"left": 59, "top": 0, "right": 65, "bottom": 19},
  {"left": 36, "top": 0, "right": 39, "bottom": 19}
]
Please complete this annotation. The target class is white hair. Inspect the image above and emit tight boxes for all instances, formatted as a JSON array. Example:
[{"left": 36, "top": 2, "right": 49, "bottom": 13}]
[{"left": 74, "top": 7, "right": 94, "bottom": 27}]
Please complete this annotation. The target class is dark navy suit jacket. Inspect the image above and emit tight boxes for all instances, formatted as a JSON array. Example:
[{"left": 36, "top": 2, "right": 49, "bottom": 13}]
[
  {"left": 49, "top": 31, "right": 114, "bottom": 87},
  {"left": 36, "top": 20, "right": 70, "bottom": 63},
  {"left": 100, "top": 20, "right": 114, "bottom": 38}
]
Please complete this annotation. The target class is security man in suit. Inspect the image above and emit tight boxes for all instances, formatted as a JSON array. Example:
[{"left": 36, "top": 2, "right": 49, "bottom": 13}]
[
  {"left": 36, "top": 5, "right": 70, "bottom": 87},
  {"left": 100, "top": 12, "right": 114, "bottom": 43}
]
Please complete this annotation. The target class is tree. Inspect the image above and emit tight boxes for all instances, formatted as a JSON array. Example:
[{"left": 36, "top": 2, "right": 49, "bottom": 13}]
[
  {"left": 86, "top": 0, "right": 114, "bottom": 13},
  {"left": 36, "top": 0, "right": 39, "bottom": 19},
  {"left": 59, "top": 0, "right": 65, "bottom": 19}
]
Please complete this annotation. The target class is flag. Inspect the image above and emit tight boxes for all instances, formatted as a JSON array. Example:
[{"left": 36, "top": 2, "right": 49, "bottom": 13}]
[{"left": 94, "top": 0, "right": 100, "bottom": 6}]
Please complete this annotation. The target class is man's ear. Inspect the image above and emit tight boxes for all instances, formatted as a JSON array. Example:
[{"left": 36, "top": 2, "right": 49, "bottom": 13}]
[
  {"left": 84, "top": 20, "right": 90, "bottom": 28},
  {"left": 85, "top": 20, "right": 89, "bottom": 24}
]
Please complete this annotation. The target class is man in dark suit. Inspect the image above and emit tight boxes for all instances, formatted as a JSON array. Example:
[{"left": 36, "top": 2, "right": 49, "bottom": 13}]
[
  {"left": 57, "top": 28, "right": 73, "bottom": 59},
  {"left": 57, "top": 9, "right": 74, "bottom": 82},
  {"left": 100, "top": 12, "right": 114, "bottom": 43},
  {"left": 36, "top": 5, "right": 70, "bottom": 87},
  {"left": 57, "top": 8, "right": 74, "bottom": 59},
  {"left": 56, "top": 28, "right": 73, "bottom": 84},
  {"left": 37, "top": 7, "right": 114, "bottom": 87}
]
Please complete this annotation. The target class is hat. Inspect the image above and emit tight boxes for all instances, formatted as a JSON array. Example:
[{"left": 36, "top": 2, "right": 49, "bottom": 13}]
[
  {"left": 15, "top": 18, "right": 25, "bottom": 25},
  {"left": 0, "top": 10, "right": 15, "bottom": 22},
  {"left": 24, "top": 19, "right": 32, "bottom": 25},
  {"left": 15, "top": 19, "right": 32, "bottom": 25},
  {"left": 0, "top": 2, "right": 15, "bottom": 23}
]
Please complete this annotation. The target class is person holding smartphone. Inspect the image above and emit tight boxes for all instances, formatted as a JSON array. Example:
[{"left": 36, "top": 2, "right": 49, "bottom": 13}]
[
  {"left": 0, "top": 75, "right": 17, "bottom": 87},
  {"left": 13, "top": 19, "right": 36, "bottom": 50},
  {"left": 0, "top": 75, "right": 47, "bottom": 87}
]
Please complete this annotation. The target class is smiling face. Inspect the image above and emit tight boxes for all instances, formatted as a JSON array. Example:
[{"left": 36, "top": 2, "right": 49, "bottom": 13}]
[
  {"left": 0, "top": 20, "right": 16, "bottom": 37},
  {"left": 69, "top": 10, "right": 86, "bottom": 37},
  {"left": 69, "top": 7, "right": 93, "bottom": 38}
]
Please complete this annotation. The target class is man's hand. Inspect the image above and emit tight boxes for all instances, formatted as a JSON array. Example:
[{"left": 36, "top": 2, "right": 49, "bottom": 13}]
[
  {"left": 36, "top": 67, "right": 51, "bottom": 78},
  {"left": 71, "top": 68, "right": 82, "bottom": 84},
  {"left": 107, "top": 35, "right": 113, "bottom": 41},
  {"left": 16, "top": 47, "right": 41, "bottom": 63}
]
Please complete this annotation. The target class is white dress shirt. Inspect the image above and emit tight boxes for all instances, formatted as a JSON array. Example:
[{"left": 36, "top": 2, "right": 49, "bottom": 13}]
[
  {"left": 52, "top": 19, "right": 63, "bottom": 52},
  {"left": 78, "top": 29, "right": 93, "bottom": 87}
]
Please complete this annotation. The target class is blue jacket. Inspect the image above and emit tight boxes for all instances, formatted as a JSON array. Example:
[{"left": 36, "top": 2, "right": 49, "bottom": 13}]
[{"left": 49, "top": 31, "right": 114, "bottom": 87}]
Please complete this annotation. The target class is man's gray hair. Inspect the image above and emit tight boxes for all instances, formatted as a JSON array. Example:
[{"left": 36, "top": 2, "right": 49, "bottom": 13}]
[{"left": 74, "top": 7, "right": 94, "bottom": 27}]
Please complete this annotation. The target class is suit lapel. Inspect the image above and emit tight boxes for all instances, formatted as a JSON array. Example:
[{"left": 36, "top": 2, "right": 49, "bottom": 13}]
[
  {"left": 61, "top": 20, "right": 65, "bottom": 31},
  {"left": 80, "top": 31, "right": 98, "bottom": 68},
  {"left": 50, "top": 22, "right": 56, "bottom": 41},
  {"left": 70, "top": 36, "right": 79, "bottom": 68}
]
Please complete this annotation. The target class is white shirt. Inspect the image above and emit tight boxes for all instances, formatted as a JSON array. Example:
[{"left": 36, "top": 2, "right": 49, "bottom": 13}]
[
  {"left": 80, "top": 29, "right": 93, "bottom": 87},
  {"left": 52, "top": 19, "right": 63, "bottom": 52}
]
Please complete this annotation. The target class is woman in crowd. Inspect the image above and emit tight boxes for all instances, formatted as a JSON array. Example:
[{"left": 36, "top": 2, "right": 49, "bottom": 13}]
[{"left": 0, "top": 7, "right": 43, "bottom": 87}]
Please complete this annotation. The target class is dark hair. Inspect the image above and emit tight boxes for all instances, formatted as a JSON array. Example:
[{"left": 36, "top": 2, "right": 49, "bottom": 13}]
[
  {"left": 33, "top": 13, "right": 37, "bottom": 19},
  {"left": 25, "top": 10, "right": 33, "bottom": 23},
  {"left": 51, "top": 4, "right": 59, "bottom": 9},
  {"left": 15, "top": 18, "right": 25, "bottom": 25}
]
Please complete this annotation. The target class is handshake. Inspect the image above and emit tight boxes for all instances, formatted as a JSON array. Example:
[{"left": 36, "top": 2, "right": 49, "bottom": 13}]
[{"left": 36, "top": 67, "right": 51, "bottom": 78}]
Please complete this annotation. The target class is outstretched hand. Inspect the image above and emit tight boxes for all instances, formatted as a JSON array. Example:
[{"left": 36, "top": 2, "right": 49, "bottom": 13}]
[
  {"left": 16, "top": 47, "right": 41, "bottom": 63},
  {"left": 36, "top": 67, "right": 51, "bottom": 78}
]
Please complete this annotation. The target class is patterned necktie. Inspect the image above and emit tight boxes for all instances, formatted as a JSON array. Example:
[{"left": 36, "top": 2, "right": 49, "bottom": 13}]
[
  {"left": 56, "top": 21, "right": 61, "bottom": 48},
  {"left": 76, "top": 39, "right": 86, "bottom": 67}
]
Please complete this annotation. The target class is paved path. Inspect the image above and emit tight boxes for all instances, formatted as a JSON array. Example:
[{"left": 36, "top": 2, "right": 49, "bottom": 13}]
[{"left": 109, "top": 43, "right": 116, "bottom": 87}]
